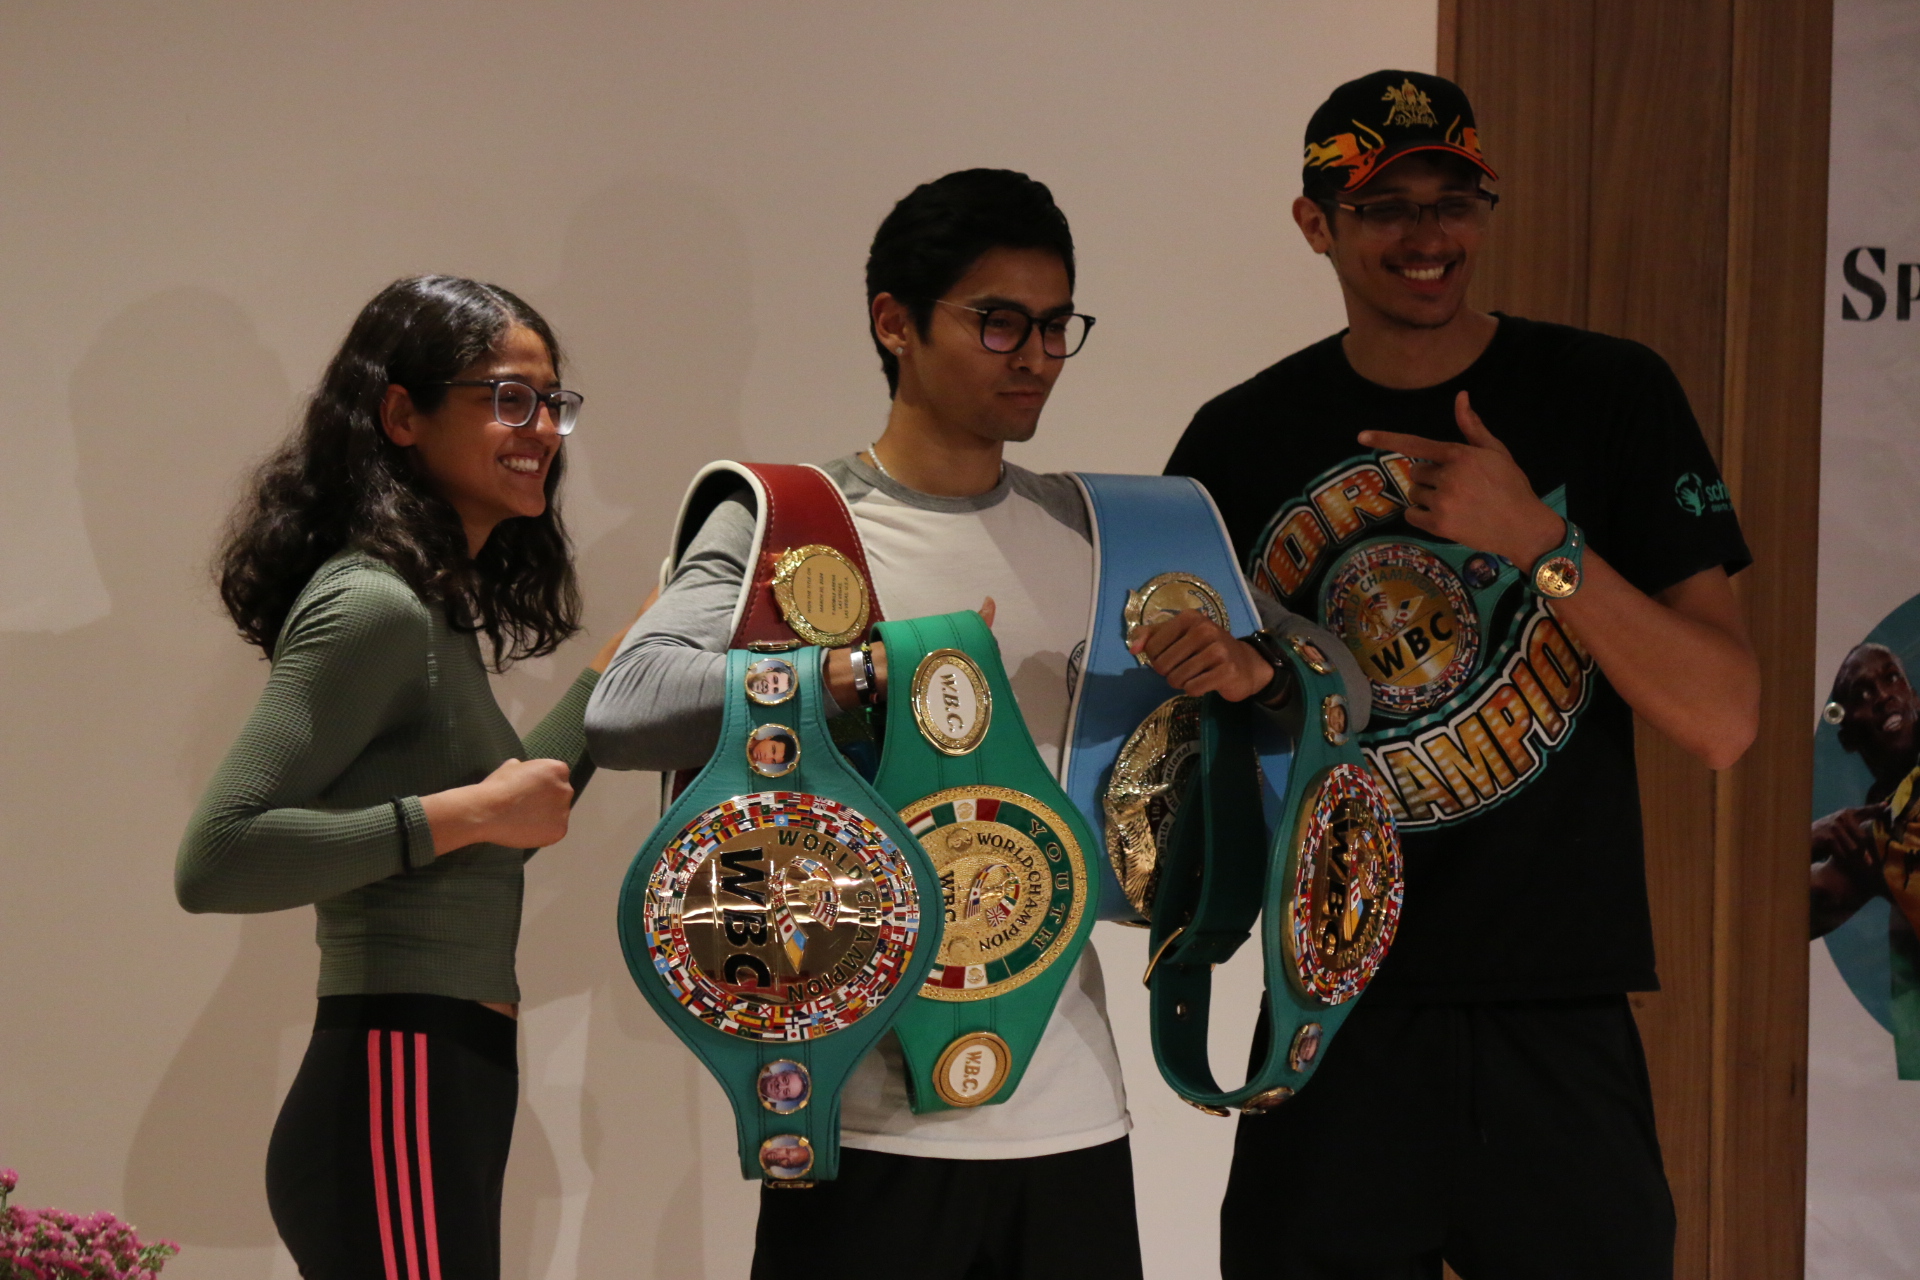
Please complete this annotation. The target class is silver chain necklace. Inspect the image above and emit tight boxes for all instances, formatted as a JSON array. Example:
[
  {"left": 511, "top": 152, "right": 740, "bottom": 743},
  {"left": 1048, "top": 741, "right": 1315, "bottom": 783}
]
[{"left": 867, "top": 440, "right": 1003, "bottom": 485}]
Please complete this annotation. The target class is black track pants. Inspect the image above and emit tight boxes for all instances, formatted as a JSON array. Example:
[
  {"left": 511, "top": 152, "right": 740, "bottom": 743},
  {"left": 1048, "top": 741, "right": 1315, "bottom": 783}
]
[
  {"left": 266, "top": 995, "right": 518, "bottom": 1280},
  {"left": 1220, "top": 995, "right": 1675, "bottom": 1280},
  {"left": 753, "top": 1137, "right": 1144, "bottom": 1280}
]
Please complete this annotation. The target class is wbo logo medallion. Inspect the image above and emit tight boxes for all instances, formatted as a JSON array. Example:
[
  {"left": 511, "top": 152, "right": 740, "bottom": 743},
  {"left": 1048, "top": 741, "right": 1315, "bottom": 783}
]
[
  {"left": 1322, "top": 541, "right": 1480, "bottom": 717},
  {"left": 906, "top": 787, "right": 1088, "bottom": 1001},
  {"left": 911, "top": 649, "right": 992, "bottom": 756},
  {"left": 644, "top": 792, "right": 923, "bottom": 1042}
]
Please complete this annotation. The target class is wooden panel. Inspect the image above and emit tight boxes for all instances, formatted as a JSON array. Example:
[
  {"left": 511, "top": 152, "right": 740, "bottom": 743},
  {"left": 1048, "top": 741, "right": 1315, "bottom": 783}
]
[
  {"left": 1446, "top": 1, "right": 1828, "bottom": 1276},
  {"left": 1585, "top": 9, "right": 1734, "bottom": 1276},
  {"left": 1710, "top": 2, "right": 1830, "bottom": 1274},
  {"left": 1586, "top": 0, "right": 1734, "bottom": 451},
  {"left": 1446, "top": 0, "right": 1594, "bottom": 328}
]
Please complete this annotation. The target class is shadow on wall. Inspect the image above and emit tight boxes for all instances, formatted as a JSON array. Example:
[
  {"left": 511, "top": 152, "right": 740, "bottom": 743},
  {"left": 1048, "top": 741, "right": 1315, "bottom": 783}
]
[
  {"left": 495, "top": 178, "right": 757, "bottom": 1280},
  {"left": 92, "top": 290, "right": 308, "bottom": 1249},
  {"left": 0, "top": 288, "right": 297, "bottom": 1246},
  {"left": 0, "top": 179, "right": 758, "bottom": 1278}
]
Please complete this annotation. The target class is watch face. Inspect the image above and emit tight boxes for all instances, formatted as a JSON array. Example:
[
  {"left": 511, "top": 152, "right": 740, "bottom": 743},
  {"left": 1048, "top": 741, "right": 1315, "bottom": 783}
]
[
  {"left": 1534, "top": 555, "right": 1581, "bottom": 599},
  {"left": 643, "top": 792, "right": 923, "bottom": 1042},
  {"left": 905, "top": 787, "right": 1089, "bottom": 1002}
]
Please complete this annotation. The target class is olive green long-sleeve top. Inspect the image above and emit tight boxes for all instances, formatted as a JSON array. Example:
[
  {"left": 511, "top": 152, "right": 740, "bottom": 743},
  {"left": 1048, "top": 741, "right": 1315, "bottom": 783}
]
[{"left": 176, "top": 552, "right": 599, "bottom": 1003}]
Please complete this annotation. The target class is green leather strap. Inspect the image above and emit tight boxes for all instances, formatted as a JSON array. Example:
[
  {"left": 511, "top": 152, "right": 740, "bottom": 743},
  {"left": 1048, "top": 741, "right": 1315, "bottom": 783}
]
[
  {"left": 870, "top": 610, "right": 1099, "bottom": 1113},
  {"left": 618, "top": 647, "right": 942, "bottom": 1182},
  {"left": 1146, "top": 625, "right": 1404, "bottom": 1115}
]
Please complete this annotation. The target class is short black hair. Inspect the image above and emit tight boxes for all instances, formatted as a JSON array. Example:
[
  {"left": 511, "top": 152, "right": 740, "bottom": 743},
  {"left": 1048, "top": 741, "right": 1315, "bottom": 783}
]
[{"left": 865, "top": 169, "right": 1075, "bottom": 395}]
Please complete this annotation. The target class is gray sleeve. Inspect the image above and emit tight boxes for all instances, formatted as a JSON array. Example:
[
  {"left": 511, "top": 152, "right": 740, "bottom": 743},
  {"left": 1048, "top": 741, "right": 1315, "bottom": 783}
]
[
  {"left": 1250, "top": 587, "right": 1372, "bottom": 734},
  {"left": 1005, "top": 466, "right": 1092, "bottom": 540},
  {"left": 584, "top": 494, "right": 750, "bottom": 771}
]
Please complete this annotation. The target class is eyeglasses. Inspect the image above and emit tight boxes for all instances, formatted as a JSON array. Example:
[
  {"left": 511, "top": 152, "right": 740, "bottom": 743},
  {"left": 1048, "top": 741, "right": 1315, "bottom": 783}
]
[
  {"left": 933, "top": 300, "right": 1097, "bottom": 359},
  {"left": 431, "top": 379, "right": 584, "bottom": 435},
  {"left": 1331, "top": 191, "right": 1500, "bottom": 240}
]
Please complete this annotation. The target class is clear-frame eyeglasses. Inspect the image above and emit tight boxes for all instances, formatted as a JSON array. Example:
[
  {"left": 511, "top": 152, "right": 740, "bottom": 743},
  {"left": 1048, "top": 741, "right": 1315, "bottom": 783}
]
[
  {"left": 1330, "top": 191, "right": 1501, "bottom": 240},
  {"left": 432, "top": 380, "right": 584, "bottom": 435}
]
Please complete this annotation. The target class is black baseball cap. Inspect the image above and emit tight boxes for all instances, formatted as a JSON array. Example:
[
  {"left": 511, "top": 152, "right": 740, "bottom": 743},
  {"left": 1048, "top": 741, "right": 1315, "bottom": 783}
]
[{"left": 1302, "top": 70, "right": 1497, "bottom": 196}]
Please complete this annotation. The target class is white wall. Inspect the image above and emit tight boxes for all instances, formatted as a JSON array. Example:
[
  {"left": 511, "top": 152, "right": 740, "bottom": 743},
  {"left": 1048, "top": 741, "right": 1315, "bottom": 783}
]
[{"left": 0, "top": 4, "right": 1434, "bottom": 1277}]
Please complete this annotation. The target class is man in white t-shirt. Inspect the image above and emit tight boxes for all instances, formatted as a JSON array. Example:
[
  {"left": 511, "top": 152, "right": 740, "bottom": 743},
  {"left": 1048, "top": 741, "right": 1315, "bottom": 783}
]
[{"left": 586, "top": 169, "right": 1142, "bottom": 1279}]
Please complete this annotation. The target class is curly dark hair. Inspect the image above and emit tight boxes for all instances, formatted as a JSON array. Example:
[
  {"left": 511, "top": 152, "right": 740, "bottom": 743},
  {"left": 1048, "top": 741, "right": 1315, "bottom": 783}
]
[
  {"left": 218, "top": 274, "right": 581, "bottom": 668},
  {"left": 865, "top": 168, "right": 1076, "bottom": 396}
]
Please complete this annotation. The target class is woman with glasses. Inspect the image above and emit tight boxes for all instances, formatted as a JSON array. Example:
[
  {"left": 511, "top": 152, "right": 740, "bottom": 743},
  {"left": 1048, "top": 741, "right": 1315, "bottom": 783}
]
[{"left": 177, "top": 274, "right": 629, "bottom": 1280}]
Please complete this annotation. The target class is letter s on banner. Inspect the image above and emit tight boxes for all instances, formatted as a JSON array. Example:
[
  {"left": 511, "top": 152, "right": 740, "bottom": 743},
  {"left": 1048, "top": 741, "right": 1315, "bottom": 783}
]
[{"left": 1842, "top": 246, "right": 1887, "bottom": 320}]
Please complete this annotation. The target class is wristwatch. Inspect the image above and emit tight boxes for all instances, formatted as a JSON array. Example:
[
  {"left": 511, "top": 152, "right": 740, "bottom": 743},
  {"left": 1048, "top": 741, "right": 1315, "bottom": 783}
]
[
  {"left": 1530, "top": 519, "right": 1585, "bottom": 599},
  {"left": 1242, "top": 629, "right": 1300, "bottom": 710},
  {"left": 849, "top": 642, "right": 878, "bottom": 707}
]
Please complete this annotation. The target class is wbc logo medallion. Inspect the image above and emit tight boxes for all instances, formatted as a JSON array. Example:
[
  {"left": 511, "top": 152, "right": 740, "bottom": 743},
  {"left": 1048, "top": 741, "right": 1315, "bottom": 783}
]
[
  {"left": 905, "top": 787, "right": 1088, "bottom": 1001},
  {"left": 1322, "top": 541, "right": 1480, "bottom": 717},
  {"left": 643, "top": 793, "right": 923, "bottom": 1041}
]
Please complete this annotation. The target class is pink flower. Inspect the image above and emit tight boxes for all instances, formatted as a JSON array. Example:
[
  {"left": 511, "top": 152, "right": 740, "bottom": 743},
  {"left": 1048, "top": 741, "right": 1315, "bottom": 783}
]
[{"left": 0, "top": 1171, "right": 178, "bottom": 1279}]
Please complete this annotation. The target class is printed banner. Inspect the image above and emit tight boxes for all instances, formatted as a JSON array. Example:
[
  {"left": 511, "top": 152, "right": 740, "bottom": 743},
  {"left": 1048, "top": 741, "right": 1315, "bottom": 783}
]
[{"left": 1806, "top": 2, "right": 1920, "bottom": 1274}]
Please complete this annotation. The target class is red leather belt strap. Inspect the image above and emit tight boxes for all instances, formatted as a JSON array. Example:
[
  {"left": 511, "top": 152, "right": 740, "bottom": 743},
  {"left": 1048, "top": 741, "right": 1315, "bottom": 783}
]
[{"left": 729, "top": 462, "right": 884, "bottom": 646}]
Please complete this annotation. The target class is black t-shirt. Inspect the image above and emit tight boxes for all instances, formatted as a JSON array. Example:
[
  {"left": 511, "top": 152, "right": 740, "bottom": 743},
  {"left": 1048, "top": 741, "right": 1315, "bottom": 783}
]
[{"left": 1167, "top": 314, "right": 1751, "bottom": 1001}]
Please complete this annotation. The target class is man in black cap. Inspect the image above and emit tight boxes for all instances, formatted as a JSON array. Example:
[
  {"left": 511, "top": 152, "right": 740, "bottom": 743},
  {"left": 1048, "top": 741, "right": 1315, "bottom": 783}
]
[{"left": 1151, "top": 70, "right": 1760, "bottom": 1277}]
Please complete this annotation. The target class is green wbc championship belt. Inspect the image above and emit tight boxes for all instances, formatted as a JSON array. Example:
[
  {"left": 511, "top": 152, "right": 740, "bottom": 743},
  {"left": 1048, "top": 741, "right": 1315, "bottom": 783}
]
[
  {"left": 617, "top": 647, "right": 940, "bottom": 1184},
  {"left": 1145, "top": 641, "right": 1405, "bottom": 1115},
  {"left": 871, "top": 610, "right": 1098, "bottom": 1113}
]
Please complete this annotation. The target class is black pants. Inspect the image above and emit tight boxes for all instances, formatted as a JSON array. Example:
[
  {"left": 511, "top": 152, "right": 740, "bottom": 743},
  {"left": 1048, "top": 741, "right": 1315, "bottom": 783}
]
[
  {"left": 753, "top": 1137, "right": 1144, "bottom": 1280},
  {"left": 266, "top": 995, "right": 519, "bottom": 1280},
  {"left": 1221, "top": 995, "right": 1674, "bottom": 1280}
]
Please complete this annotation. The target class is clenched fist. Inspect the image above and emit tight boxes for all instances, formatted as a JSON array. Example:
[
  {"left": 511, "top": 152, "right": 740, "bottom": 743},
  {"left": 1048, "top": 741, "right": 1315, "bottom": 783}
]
[
  {"left": 421, "top": 757, "right": 576, "bottom": 855},
  {"left": 1128, "top": 609, "right": 1272, "bottom": 702}
]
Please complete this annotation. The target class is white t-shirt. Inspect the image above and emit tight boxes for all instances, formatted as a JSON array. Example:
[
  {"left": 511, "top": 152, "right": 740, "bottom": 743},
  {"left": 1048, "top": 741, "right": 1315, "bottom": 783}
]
[
  {"left": 589, "top": 453, "right": 1132, "bottom": 1161},
  {"left": 827, "top": 457, "right": 1130, "bottom": 1159}
]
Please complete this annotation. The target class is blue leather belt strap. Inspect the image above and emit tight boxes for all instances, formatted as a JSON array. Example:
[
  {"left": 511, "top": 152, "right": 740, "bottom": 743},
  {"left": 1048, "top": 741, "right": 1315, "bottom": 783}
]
[{"left": 1061, "top": 472, "right": 1280, "bottom": 920}]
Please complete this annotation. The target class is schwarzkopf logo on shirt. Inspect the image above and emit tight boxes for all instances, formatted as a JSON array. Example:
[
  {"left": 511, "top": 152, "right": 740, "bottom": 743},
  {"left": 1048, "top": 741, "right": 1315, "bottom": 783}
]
[{"left": 1674, "top": 472, "right": 1732, "bottom": 517}]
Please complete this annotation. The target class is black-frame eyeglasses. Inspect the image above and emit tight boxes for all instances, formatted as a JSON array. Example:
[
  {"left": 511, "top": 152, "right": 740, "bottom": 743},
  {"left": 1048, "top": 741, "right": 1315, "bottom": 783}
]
[
  {"left": 1330, "top": 190, "right": 1500, "bottom": 239},
  {"left": 933, "top": 300, "right": 1097, "bottom": 359},
  {"left": 430, "top": 379, "right": 584, "bottom": 435}
]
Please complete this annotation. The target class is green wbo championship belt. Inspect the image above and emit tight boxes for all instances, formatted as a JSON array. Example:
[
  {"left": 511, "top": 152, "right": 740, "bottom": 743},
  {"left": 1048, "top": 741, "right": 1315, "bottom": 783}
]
[
  {"left": 1143, "top": 636, "right": 1405, "bottom": 1115},
  {"left": 870, "top": 610, "right": 1098, "bottom": 1113},
  {"left": 617, "top": 647, "right": 941, "bottom": 1185}
]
